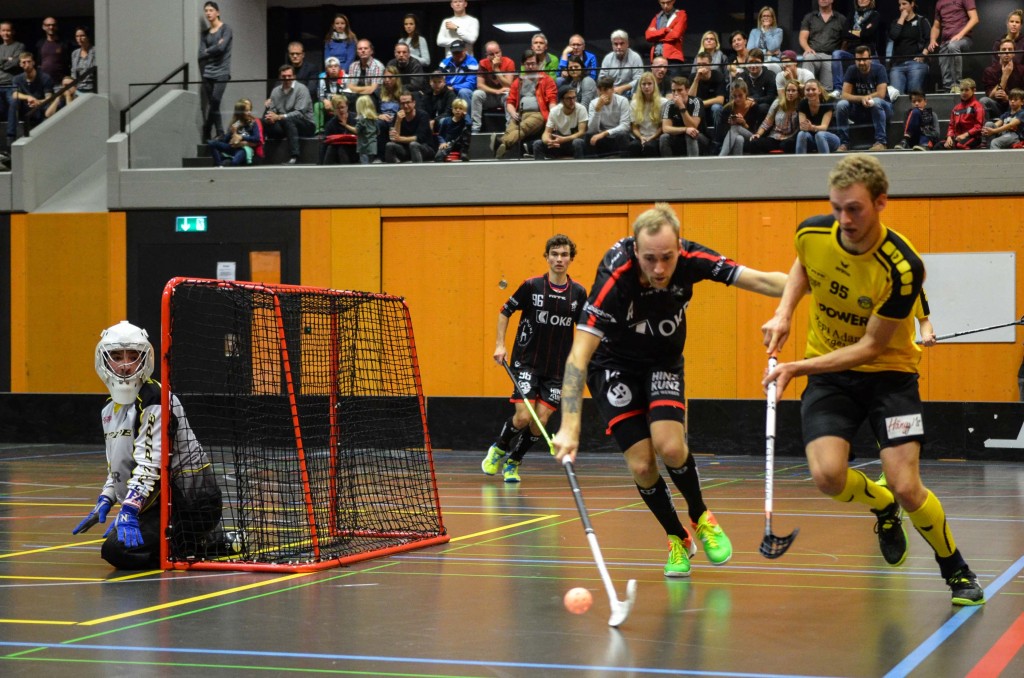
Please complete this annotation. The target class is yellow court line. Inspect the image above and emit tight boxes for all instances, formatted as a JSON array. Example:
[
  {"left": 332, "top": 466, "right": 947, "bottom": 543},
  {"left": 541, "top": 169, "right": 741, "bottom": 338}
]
[
  {"left": 107, "top": 570, "right": 163, "bottom": 581},
  {"left": 450, "top": 515, "right": 558, "bottom": 542},
  {"left": 0, "top": 501, "right": 94, "bottom": 507},
  {"left": 0, "top": 619, "right": 78, "bottom": 625},
  {"left": 0, "top": 539, "right": 104, "bottom": 559}
]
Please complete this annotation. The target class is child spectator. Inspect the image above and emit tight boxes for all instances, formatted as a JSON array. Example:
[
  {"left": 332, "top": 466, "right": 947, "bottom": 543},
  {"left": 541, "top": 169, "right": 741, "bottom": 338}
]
[
  {"left": 981, "top": 88, "right": 1024, "bottom": 149},
  {"left": 435, "top": 97, "right": 470, "bottom": 161},
  {"left": 208, "top": 98, "right": 263, "bottom": 167},
  {"left": 355, "top": 94, "right": 379, "bottom": 163},
  {"left": 942, "top": 78, "right": 984, "bottom": 150},
  {"left": 894, "top": 90, "right": 939, "bottom": 150}
]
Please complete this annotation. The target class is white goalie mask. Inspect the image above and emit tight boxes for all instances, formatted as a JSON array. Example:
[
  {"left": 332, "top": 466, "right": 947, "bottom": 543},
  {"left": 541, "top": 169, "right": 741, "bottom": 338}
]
[{"left": 95, "top": 321, "right": 154, "bottom": 404}]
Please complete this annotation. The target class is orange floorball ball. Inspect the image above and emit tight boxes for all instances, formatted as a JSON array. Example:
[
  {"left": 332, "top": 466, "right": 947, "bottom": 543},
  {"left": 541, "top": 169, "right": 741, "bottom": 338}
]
[{"left": 563, "top": 587, "right": 593, "bottom": 614}]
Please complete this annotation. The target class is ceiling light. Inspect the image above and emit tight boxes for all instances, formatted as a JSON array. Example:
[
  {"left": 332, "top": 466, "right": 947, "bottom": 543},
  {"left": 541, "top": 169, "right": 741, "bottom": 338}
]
[{"left": 494, "top": 22, "right": 541, "bottom": 33}]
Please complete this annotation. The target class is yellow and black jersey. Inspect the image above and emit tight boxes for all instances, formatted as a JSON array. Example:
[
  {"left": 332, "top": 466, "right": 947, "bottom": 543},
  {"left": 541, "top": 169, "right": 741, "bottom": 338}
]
[{"left": 796, "top": 215, "right": 924, "bottom": 373}]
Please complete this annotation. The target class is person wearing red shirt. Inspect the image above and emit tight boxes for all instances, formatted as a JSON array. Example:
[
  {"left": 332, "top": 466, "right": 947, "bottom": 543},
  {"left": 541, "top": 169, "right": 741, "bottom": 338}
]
[
  {"left": 943, "top": 78, "right": 984, "bottom": 149},
  {"left": 471, "top": 40, "right": 514, "bottom": 133},
  {"left": 645, "top": 0, "right": 687, "bottom": 77}
]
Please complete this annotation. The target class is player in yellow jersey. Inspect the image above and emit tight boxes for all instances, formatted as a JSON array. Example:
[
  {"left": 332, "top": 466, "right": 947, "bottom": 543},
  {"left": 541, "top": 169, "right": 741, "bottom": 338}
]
[{"left": 761, "top": 154, "right": 984, "bottom": 606}]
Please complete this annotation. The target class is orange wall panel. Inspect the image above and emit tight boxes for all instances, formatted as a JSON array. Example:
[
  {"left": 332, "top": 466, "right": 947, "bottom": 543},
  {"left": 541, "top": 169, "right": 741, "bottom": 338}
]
[{"left": 301, "top": 208, "right": 381, "bottom": 292}]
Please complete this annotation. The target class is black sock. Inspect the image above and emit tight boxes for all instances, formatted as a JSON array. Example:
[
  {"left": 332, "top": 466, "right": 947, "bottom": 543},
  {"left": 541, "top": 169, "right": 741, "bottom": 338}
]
[
  {"left": 508, "top": 434, "right": 540, "bottom": 463},
  {"left": 935, "top": 549, "right": 968, "bottom": 580},
  {"left": 637, "top": 476, "right": 687, "bottom": 538},
  {"left": 666, "top": 454, "right": 707, "bottom": 524},
  {"left": 495, "top": 417, "right": 522, "bottom": 450}
]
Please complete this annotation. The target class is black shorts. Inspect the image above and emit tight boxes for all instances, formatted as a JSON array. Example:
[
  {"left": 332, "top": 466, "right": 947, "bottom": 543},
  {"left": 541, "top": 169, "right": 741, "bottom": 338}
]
[
  {"left": 508, "top": 366, "right": 562, "bottom": 411},
  {"left": 801, "top": 370, "right": 924, "bottom": 448},
  {"left": 587, "top": 365, "right": 686, "bottom": 451}
]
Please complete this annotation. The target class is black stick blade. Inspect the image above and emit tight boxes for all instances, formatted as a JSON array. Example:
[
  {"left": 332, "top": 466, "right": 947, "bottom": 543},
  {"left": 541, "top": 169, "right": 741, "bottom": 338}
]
[{"left": 759, "top": 528, "right": 799, "bottom": 559}]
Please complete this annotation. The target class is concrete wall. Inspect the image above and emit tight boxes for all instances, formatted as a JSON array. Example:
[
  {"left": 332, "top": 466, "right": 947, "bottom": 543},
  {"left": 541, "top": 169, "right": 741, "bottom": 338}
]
[
  {"left": 0, "top": 172, "right": 11, "bottom": 213},
  {"left": 125, "top": 90, "right": 201, "bottom": 169}
]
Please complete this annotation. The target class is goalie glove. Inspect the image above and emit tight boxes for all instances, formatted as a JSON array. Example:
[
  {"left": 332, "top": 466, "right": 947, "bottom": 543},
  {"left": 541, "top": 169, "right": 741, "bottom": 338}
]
[
  {"left": 104, "top": 491, "right": 144, "bottom": 548},
  {"left": 72, "top": 495, "right": 114, "bottom": 534}
]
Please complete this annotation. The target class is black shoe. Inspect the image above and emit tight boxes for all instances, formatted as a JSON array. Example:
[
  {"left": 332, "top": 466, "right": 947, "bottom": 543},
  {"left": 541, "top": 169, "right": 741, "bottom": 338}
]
[
  {"left": 871, "top": 502, "right": 908, "bottom": 566},
  {"left": 946, "top": 567, "right": 985, "bottom": 606},
  {"left": 894, "top": 139, "right": 911, "bottom": 151}
]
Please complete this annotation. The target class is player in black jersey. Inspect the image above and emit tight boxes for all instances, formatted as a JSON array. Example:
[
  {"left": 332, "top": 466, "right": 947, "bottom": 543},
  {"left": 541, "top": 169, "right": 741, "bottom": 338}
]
[
  {"left": 482, "top": 234, "right": 588, "bottom": 483},
  {"left": 552, "top": 204, "right": 787, "bottom": 577}
]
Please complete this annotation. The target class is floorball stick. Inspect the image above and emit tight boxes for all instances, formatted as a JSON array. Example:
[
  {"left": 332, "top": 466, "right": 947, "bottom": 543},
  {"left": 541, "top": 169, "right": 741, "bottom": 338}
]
[
  {"left": 928, "top": 314, "right": 1024, "bottom": 342},
  {"left": 501, "top": 359, "right": 637, "bottom": 627},
  {"left": 760, "top": 355, "right": 799, "bottom": 559}
]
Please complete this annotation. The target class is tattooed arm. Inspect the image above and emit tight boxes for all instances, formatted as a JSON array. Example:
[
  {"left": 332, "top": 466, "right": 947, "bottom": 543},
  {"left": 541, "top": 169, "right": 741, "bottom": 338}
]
[{"left": 552, "top": 330, "right": 601, "bottom": 463}]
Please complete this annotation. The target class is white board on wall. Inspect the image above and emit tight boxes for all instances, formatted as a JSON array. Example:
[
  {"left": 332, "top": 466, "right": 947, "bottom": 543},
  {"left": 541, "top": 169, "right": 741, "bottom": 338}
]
[{"left": 920, "top": 252, "right": 1017, "bottom": 343}]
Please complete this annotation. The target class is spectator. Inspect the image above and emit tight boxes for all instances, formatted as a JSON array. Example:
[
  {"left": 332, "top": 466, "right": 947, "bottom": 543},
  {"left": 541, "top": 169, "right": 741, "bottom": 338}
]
[
  {"left": 319, "top": 95, "right": 357, "bottom": 165},
  {"left": 347, "top": 39, "right": 385, "bottom": 105},
  {"left": 471, "top": 41, "right": 514, "bottom": 133},
  {"left": 929, "top": 0, "right": 980, "bottom": 94},
  {"left": 45, "top": 75, "right": 77, "bottom": 118},
  {"left": 385, "top": 91, "right": 435, "bottom": 162},
  {"left": 198, "top": 2, "right": 232, "bottom": 140},
  {"left": 981, "top": 88, "right": 1024, "bottom": 149},
  {"left": 389, "top": 42, "right": 425, "bottom": 98},
  {"left": 602, "top": 30, "right": 644, "bottom": 97},
  {"left": 527, "top": 33, "right": 560, "bottom": 77},
  {"left": 420, "top": 71, "right": 456, "bottom": 129},
  {"left": 354, "top": 95, "right": 378, "bottom": 164},
  {"left": 496, "top": 50, "right": 557, "bottom": 159},
  {"left": 627, "top": 72, "right": 664, "bottom": 157},
  {"left": 437, "top": 0, "right": 479, "bottom": 58},
  {"left": 287, "top": 42, "right": 318, "bottom": 96},
  {"left": 324, "top": 14, "right": 356, "bottom": 71},
  {"left": 533, "top": 85, "right": 588, "bottom": 160},
  {"left": 689, "top": 51, "right": 726, "bottom": 132},
  {"left": 559, "top": 54, "right": 598, "bottom": 109},
  {"left": 209, "top": 98, "right": 263, "bottom": 167},
  {"left": 434, "top": 97, "right": 471, "bottom": 161},
  {"left": 799, "top": 0, "right": 847, "bottom": 88},
  {"left": 651, "top": 55, "right": 672, "bottom": 96},
  {"left": 749, "top": 6, "right": 784, "bottom": 63},
  {"left": 661, "top": 76, "right": 707, "bottom": 157},
  {"left": 727, "top": 31, "right": 751, "bottom": 79},
  {"left": 36, "top": 17, "right": 67, "bottom": 83},
  {"left": 795, "top": 79, "right": 839, "bottom": 154},
  {"left": 894, "top": 90, "right": 940, "bottom": 150},
  {"left": 776, "top": 50, "right": 816, "bottom": 95},
  {"left": 316, "top": 57, "right": 346, "bottom": 131},
  {"left": 747, "top": 79, "right": 801, "bottom": 154},
  {"left": 992, "top": 10, "right": 1023, "bottom": 66},
  {"left": 832, "top": 0, "right": 880, "bottom": 95},
  {"left": 8, "top": 53, "right": 53, "bottom": 140},
  {"left": 888, "top": 0, "right": 932, "bottom": 97},
  {"left": 835, "top": 45, "right": 892, "bottom": 152},
  {"left": 262, "top": 64, "right": 315, "bottom": 164},
  {"left": 70, "top": 26, "right": 96, "bottom": 93},
  {"left": 980, "top": 39, "right": 1024, "bottom": 120},
  {"left": 693, "top": 32, "right": 728, "bottom": 81},
  {"left": 558, "top": 35, "right": 598, "bottom": 81},
  {"left": 942, "top": 78, "right": 984, "bottom": 149},
  {"left": 574, "top": 75, "right": 631, "bottom": 158},
  {"left": 716, "top": 78, "right": 758, "bottom": 156},
  {"left": 741, "top": 50, "right": 776, "bottom": 128},
  {"left": 645, "top": 0, "right": 686, "bottom": 76},
  {"left": 400, "top": 13, "right": 431, "bottom": 68},
  {"left": 0, "top": 21, "right": 25, "bottom": 154},
  {"left": 439, "top": 39, "right": 478, "bottom": 106},
  {"left": 374, "top": 66, "right": 405, "bottom": 160}
]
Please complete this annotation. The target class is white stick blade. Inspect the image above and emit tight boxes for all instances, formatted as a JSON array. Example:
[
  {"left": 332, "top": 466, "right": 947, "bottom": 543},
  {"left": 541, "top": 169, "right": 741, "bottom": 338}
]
[{"left": 606, "top": 579, "right": 638, "bottom": 627}]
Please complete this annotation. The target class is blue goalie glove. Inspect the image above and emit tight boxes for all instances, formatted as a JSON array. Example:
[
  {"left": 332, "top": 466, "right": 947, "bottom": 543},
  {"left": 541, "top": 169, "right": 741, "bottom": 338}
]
[
  {"left": 104, "top": 491, "right": 144, "bottom": 548},
  {"left": 72, "top": 495, "right": 113, "bottom": 534}
]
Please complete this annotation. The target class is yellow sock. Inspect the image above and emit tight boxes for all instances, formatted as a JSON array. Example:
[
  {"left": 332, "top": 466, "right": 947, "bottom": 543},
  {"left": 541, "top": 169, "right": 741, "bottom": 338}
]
[
  {"left": 832, "top": 468, "right": 893, "bottom": 511},
  {"left": 907, "top": 490, "right": 956, "bottom": 558}
]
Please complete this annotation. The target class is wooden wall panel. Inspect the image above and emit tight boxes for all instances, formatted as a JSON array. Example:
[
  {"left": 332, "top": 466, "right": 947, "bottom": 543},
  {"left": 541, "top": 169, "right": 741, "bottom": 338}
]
[{"left": 301, "top": 208, "right": 381, "bottom": 292}]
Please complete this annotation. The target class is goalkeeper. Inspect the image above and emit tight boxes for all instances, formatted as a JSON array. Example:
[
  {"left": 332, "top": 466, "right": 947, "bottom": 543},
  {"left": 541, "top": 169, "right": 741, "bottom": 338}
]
[{"left": 72, "top": 321, "right": 224, "bottom": 569}]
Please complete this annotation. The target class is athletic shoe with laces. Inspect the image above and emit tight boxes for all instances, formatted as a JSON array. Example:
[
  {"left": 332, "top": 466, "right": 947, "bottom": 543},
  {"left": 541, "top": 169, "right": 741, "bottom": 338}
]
[
  {"left": 946, "top": 567, "right": 985, "bottom": 606},
  {"left": 665, "top": 534, "right": 692, "bottom": 577},
  {"left": 481, "top": 444, "right": 506, "bottom": 475},
  {"left": 871, "top": 502, "right": 908, "bottom": 566},
  {"left": 502, "top": 458, "right": 521, "bottom": 483},
  {"left": 693, "top": 511, "right": 732, "bottom": 565},
  {"left": 893, "top": 140, "right": 911, "bottom": 151}
]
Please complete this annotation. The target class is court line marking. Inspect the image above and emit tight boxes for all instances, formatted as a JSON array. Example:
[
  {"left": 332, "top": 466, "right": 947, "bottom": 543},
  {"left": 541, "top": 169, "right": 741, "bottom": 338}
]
[
  {"left": 967, "top": 610, "right": 1024, "bottom": 678},
  {"left": 449, "top": 515, "right": 558, "bottom": 542},
  {"left": 0, "top": 539, "right": 104, "bottom": 559}
]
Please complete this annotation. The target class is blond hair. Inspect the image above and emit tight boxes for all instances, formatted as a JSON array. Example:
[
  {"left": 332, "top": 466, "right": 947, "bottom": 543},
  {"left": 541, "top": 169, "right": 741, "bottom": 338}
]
[
  {"left": 633, "top": 202, "right": 680, "bottom": 239},
  {"left": 630, "top": 72, "right": 664, "bottom": 127},
  {"left": 828, "top": 154, "right": 889, "bottom": 200},
  {"left": 356, "top": 95, "right": 377, "bottom": 121},
  {"left": 451, "top": 98, "right": 467, "bottom": 112}
]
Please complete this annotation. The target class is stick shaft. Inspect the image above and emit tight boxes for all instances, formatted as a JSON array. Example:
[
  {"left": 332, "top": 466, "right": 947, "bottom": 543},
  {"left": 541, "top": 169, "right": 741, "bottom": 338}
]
[
  {"left": 933, "top": 317, "right": 1024, "bottom": 341},
  {"left": 765, "top": 356, "right": 778, "bottom": 527}
]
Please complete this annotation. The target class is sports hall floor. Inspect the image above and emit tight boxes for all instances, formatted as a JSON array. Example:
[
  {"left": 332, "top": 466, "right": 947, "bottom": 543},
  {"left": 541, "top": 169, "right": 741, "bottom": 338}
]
[{"left": 1, "top": 443, "right": 1022, "bottom": 677}]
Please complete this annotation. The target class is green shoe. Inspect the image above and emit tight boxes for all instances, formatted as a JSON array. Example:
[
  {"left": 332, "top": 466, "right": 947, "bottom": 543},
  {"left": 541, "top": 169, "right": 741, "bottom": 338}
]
[
  {"left": 693, "top": 511, "right": 732, "bottom": 565},
  {"left": 481, "top": 445, "right": 506, "bottom": 475},
  {"left": 665, "top": 534, "right": 692, "bottom": 577},
  {"left": 946, "top": 567, "right": 985, "bottom": 606},
  {"left": 502, "top": 459, "right": 521, "bottom": 483},
  {"left": 871, "top": 502, "right": 908, "bottom": 566}
]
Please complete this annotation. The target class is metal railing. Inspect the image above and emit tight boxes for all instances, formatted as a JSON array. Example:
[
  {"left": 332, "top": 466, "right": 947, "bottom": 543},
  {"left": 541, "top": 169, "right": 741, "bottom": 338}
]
[{"left": 120, "top": 62, "right": 190, "bottom": 133}]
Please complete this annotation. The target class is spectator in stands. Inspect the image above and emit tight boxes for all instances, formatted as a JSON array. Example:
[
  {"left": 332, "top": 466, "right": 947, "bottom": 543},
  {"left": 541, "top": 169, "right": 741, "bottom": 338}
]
[
  {"left": 559, "top": 35, "right": 598, "bottom": 81},
  {"left": 347, "top": 39, "right": 385, "bottom": 105},
  {"left": 320, "top": 95, "right": 357, "bottom": 165},
  {"left": 942, "top": 78, "right": 984, "bottom": 149},
  {"left": 835, "top": 45, "right": 892, "bottom": 152},
  {"left": 70, "top": 26, "right": 96, "bottom": 93},
  {"left": 742, "top": 50, "right": 776, "bottom": 128},
  {"left": 559, "top": 54, "right": 598, "bottom": 109},
  {"left": 209, "top": 98, "right": 263, "bottom": 167},
  {"left": 287, "top": 42, "right": 319, "bottom": 97},
  {"left": 693, "top": 32, "right": 728, "bottom": 80},
  {"left": 527, "top": 33, "right": 560, "bottom": 76},
  {"left": 627, "top": 72, "right": 664, "bottom": 157},
  {"left": 198, "top": 2, "right": 231, "bottom": 141},
  {"left": 716, "top": 78, "right": 758, "bottom": 156},
  {"left": 747, "top": 79, "right": 801, "bottom": 154},
  {"left": 324, "top": 14, "right": 356, "bottom": 71},
  {"left": 749, "top": 6, "right": 784, "bottom": 64},
  {"left": 689, "top": 51, "right": 726, "bottom": 132},
  {"left": 8, "top": 53, "right": 53, "bottom": 140},
  {"left": 832, "top": 0, "right": 880, "bottom": 95},
  {"left": 471, "top": 41, "right": 513, "bottom": 133},
  {"left": 777, "top": 50, "right": 816, "bottom": 95},
  {"left": 45, "top": 74, "right": 77, "bottom": 118},
  {"left": 651, "top": 56, "right": 672, "bottom": 96},
  {"left": 980, "top": 39, "right": 1024, "bottom": 120},
  {"left": 574, "top": 75, "right": 631, "bottom": 158},
  {"left": 374, "top": 66, "right": 405, "bottom": 159},
  {"left": 263, "top": 64, "right": 315, "bottom": 164},
  {"left": 389, "top": 42, "right": 425, "bottom": 99},
  {"left": 439, "top": 39, "right": 478, "bottom": 106},
  {"left": 385, "top": 91, "right": 435, "bottom": 162},
  {"left": 420, "top": 71, "right": 456, "bottom": 130},
  {"left": 795, "top": 79, "right": 839, "bottom": 154},
  {"left": 929, "top": 0, "right": 980, "bottom": 94},
  {"left": 799, "top": 0, "right": 846, "bottom": 88},
  {"left": 888, "top": 1, "right": 932, "bottom": 97},
  {"left": 36, "top": 17, "right": 67, "bottom": 83},
  {"left": 603, "top": 30, "right": 644, "bottom": 97},
  {"left": 437, "top": 0, "right": 479, "bottom": 58},
  {"left": 894, "top": 90, "right": 940, "bottom": 150},
  {"left": 992, "top": 10, "right": 1023, "bottom": 66},
  {"left": 661, "top": 76, "right": 707, "bottom": 157},
  {"left": 981, "top": 88, "right": 1024, "bottom": 149},
  {"left": 646, "top": 0, "right": 687, "bottom": 76},
  {"left": 0, "top": 22, "right": 26, "bottom": 155},
  {"left": 354, "top": 95, "right": 378, "bottom": 163},
  {"left": 534, "top": 85, "right": 588, "bottom": 160},
  {"left": 435, "top": 97, "right": 470, "bottom": 161},
  {"left": 496, "top": 50, "right": 557, "bottom": 159},
  {"left": 316, "top": 57, "right": 346, "bottom": 132},
  {"left": 727, "top": 31, "right": 751, "bottom": 79},
  {"left": 400, "top": 14, "right": 431, "bottom": 68}
]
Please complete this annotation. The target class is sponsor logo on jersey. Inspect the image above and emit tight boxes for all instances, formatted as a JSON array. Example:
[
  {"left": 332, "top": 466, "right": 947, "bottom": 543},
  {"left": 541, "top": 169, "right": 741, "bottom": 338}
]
[
  {"left": 518, "top": 319, "right": 534, "bottom": 345},
  {"left": 571, "top": 300, "right": 578, "bottom": 312},
  {"left": 817, "top": 303, "right": 869, "bottom": 326},
  {"left": 607, "top": 382, "right": 633, "bottom": 407},
  {"left": 710, "top": 256, "right": 726, "bottom": 277},
  {"left": 518, "top": 380, "right": 532, "bottom": 395},
  {"left": 549, "top": 387, "right": 562, "bottom": 404},
  {"left": 857, "top": 296, "right": 873, "bottom": 309},
  {"left": 651, "top": 371, "right": 680, "bottom": 396},
  {"left": 631, "top": 320, "right": 653, "bottom": 335},
  {"left": 584, "top": 302, "right": 616, "bottom": 323},
  {"left": 536, "top": 310, "right": 573, "bottom": 326},
  {"left": 517, "top": 370, "right": 533, "bottom": 381},
  {"left": 605, "top": 370, "right": 620, "bottom": 381},
  {"left": 886, "top": 414, "right": 923, "bottom": 438},
  {"left": 835, "top": 263, "right": 851, "bottom": 277},
  {"left": 105, "top": 428, "right": 132, "bottom": 439},
  {"left": 103, "top": 415, "right": 112, "bottom": 424}
]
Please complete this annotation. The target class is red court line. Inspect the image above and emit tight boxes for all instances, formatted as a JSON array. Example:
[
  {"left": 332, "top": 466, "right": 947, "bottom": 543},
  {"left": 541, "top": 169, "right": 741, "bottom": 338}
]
[{"left": 966, "top": 611, "right": 1024, "bottom": 678}]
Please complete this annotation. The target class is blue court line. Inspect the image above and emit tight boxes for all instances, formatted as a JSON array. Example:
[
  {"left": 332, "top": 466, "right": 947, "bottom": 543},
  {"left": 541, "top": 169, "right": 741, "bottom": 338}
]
[
  {"left": 883, "top": 553, "right": 1024, "bottom": 678},
  {"left": 0, "top": 641, "right": 839, "bottom": 677}
]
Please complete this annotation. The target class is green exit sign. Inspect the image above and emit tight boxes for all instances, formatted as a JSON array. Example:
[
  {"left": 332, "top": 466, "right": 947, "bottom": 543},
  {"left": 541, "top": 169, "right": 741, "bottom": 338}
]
[{"left": 176, "top": 216, "right": 208, "bottom": 232}]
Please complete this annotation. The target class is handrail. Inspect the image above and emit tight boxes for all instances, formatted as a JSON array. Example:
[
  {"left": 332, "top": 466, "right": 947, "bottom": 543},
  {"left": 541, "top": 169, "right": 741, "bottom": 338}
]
[{"left": 119, "top": 62, "right": 190, "bottom": 132}]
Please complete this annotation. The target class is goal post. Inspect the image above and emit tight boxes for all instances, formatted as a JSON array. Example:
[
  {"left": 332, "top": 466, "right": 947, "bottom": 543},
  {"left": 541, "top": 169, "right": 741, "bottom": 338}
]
[{"left": 159, "top": 277, "right": 448, "bottom": 572}]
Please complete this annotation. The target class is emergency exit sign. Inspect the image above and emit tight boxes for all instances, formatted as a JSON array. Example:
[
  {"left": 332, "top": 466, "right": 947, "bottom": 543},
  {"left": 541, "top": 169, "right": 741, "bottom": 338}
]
[{"left": 176, "top": 216, "right": 208, "bottom": 232}]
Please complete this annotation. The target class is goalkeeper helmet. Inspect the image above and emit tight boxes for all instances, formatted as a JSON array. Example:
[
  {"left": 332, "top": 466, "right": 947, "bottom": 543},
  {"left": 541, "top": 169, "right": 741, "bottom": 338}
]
[{"left": 95, "top": 321, "right": 154, "bottom": 404}]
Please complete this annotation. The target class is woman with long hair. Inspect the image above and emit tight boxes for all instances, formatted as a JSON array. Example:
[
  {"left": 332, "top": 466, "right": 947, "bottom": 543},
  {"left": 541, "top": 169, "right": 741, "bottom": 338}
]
[
  {"left": 70, "top": 25, "right": 96, "bottom": 92},
  {"left": 748, "top": 6, "right": 783, "bottom": 63},
  {"left": 323, "top": 14, "right": 356, "bottom": 70},
  {"left": 208, "top": 98, "right": 262, "bottom": 167},
  {"left": 693, "top": 31, "right": 727, "bottom": 79},
  {"left": 628, "top": 72, "right": 664, "bottom": 157},
  {"left": 198, "top": 1, "right": 232, "bottom": 140},
  {"left": 718, "top": 78, "right": 759, "bottom": 156},
  {"left": 746, "top": 78, "right": 801, "bottom": 154},
  {"left": 399, "top": 13, "right": 431, "bottom": 67},
  {"left": 888, "top": 0, "right": 931, "bottom": 95},
  {"left": 795, "top": 79, "right": 839, "bottom": 154}
]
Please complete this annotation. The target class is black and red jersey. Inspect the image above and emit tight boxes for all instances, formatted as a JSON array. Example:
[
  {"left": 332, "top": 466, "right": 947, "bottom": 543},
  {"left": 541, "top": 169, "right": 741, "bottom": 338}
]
[
  {"left": 580, "top": 236, "right": 744, "bottom": 371},
  {"left": 502, "top": 273, "right": 588, "bottom": 379}
]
